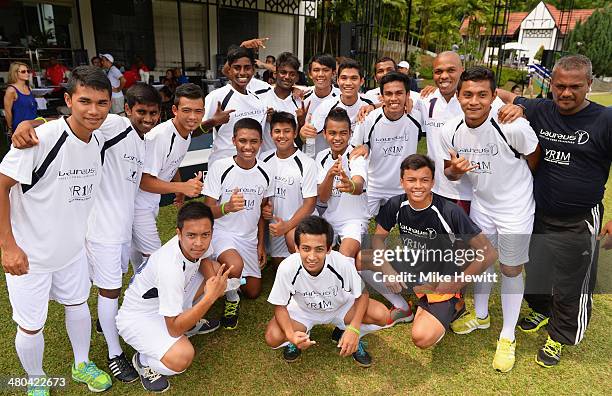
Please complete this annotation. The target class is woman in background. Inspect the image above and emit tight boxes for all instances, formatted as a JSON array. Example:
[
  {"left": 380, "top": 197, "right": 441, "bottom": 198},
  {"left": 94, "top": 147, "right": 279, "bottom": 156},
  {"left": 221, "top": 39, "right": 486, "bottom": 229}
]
[{"left": 3, "top": 62, "right": 37, "bottom": 135}]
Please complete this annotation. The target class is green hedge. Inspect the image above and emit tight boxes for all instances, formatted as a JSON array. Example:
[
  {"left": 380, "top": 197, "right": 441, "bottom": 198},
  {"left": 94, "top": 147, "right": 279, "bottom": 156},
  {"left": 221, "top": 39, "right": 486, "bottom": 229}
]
[{"left": 498, "top": 67, "right": 527, "bottom": 86}]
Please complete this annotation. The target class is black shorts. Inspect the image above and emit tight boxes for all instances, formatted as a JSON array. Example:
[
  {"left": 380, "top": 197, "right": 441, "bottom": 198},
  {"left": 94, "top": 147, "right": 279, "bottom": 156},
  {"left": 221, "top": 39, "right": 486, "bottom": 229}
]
[{"left": 417, "top": 296, "right": 464, "bottom": 330}]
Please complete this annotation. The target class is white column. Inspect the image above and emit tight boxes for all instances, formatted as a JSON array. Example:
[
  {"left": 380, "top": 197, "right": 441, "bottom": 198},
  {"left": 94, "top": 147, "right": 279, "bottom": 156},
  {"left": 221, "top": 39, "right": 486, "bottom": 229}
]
[{"left": 78, "top": 0, "right": 96, "bottom": 59}]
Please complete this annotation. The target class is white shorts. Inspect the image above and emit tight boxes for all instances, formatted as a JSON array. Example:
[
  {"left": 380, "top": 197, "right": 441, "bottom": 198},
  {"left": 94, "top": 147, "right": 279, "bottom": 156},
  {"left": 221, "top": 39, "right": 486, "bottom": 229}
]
[
  {"left": 286, "top": 299, "right": 354, "bottom": 333},
  {"left": 87, "top": 240, "right": 130, "bottom": 289},
  {"left": 132, "top": 207, "right": 161, "bottom": 255},
  {"left": 327, "top": 219, "right": 368, "bottom": 246},
  {"left": 117, "top": 272, "right": 204, "bottom": 360},
  {"left": 212, "top": 229, "right": 260, "bottom": 278},
  {"left": 367, "top": 194, "right": 391, "bottom": 218},
  {"left": 269, "top": 235, "right": 290, "bottom": 258},
  {"left": 470, "top": 208, "right": 533, "bottom": 266},
  {"left": 5, "top": 252, "right": 91, "bottom": 331}
]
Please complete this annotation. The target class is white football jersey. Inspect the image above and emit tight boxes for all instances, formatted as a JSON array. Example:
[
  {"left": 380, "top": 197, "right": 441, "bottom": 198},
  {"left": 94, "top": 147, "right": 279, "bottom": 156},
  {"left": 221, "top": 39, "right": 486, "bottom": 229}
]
[
  {"left": 0, "top": 117, "right": 103, "bottom": 273},
  {"left": 260, "top": 89, "right": 302, "bottom": 153},
  {"left": 261, "top": 149, "right": 318, "bottom": 221},
  {"left": 316, "top": 146, "right": 369, "bottom": 224},
  {"left": 441, "top": 113, "right": 538, "bottom": 220},
  {"left": 310, "top": 95, "right": 374, "bottom": 156},
  {"left": 355, "top": 107, "right": 421, "bottom": 199},
  {"left": 302, "top": 86, "right": 340, "bottom": 118},
  {"left": 135, "top": 119, "right": 191, "bottom": 211},
  {"left": 202, "top": 157, "right": 274, "bottom": 240},
  {"left": 87, "top": 114, "right": 145, "bottom": 244},
  {"left": 268, "top": 250, "right": 363, "bottom": 313},
  {"left": 120, "top": 235, "right": 213, "bottom": 318},
  {"left": 204, "top": 85, "right": 267, "bottom": 166}
]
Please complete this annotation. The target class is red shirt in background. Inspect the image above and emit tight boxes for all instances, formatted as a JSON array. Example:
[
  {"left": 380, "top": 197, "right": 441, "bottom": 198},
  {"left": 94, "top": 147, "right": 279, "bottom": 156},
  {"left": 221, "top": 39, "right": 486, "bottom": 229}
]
[{"left": 46, "top": 64, "right": 68, "bottom": 86}]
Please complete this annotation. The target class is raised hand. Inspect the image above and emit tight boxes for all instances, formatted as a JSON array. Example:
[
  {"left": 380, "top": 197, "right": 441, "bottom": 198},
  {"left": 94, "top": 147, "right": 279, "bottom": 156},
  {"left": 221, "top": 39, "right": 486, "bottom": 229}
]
[
  {"left": 11, "top": 121, "right": 39, "bottom": 149},
  {"left": 226, "top": 187, "right": 245, "bottom": 213},
  {"left": 327, "top": 158, "right": 343, "bottom": 179},
  {"left": 300, "top": 114, "right": 317, "bottom": 140},
  {"left": 335, "top": 169, "right": 355, "bottom": 194},
  {"left": 205, "top": 264, "right": 234, "bottom": 300},
  {"left": 183, "top": 171, "right": 204, "bottom": 198},
  {"left": 211, "top": 101, "right": 235, "bottom": 126},
  {"left": 269, "top": 216, "right": 288, "bottom": 237},
  {"left": 448, "top": 149, "right": 478, "bottom": 177},
  {"left": 240, "top": 37, "right": 269, "bottom": 49},
  {"left": 295, "top": 101, "right": 311, "bottom": 127}
]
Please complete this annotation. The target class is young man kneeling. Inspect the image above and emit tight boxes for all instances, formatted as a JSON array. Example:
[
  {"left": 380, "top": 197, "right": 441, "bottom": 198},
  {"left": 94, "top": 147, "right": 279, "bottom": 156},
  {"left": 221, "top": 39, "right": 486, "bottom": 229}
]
[
  {"left": 265, "top": 216, "right": 388, "bottom": 367},
  {"left": 117, "top": 202, "right": 231, "bottom": 392}
]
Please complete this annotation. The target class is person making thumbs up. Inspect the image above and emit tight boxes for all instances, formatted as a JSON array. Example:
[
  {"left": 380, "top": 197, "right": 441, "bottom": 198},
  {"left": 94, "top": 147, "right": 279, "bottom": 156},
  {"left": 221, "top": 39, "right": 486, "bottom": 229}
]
[
  {"left": 316, "top": 108, "right": 368, "bottom": 263},
  {"left": 203, "top": 118, "right": 274, "bottom": 329}
]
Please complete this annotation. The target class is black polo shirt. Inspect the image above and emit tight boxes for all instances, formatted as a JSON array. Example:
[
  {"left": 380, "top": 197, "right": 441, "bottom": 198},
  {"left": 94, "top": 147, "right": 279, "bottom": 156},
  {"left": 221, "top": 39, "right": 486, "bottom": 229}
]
[{"left": 514, "top": 97, "right": 612, "bottom": 216}]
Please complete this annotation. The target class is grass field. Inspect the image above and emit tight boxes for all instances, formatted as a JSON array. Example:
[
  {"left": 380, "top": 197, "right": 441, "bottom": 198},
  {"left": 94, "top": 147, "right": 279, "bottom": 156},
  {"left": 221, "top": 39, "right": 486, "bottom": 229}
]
[{"left": 0, "top": 99, "right": 610, "bottom": 396}]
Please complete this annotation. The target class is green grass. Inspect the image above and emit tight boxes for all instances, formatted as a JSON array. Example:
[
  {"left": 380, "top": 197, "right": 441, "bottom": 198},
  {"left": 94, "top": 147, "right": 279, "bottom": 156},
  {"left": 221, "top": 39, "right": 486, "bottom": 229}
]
[
  {"left": 0, "top": 118, "right": 610, "bottom": 396},
  {"left": 590, "top": 92, "right": 612, "bottom": 107}
]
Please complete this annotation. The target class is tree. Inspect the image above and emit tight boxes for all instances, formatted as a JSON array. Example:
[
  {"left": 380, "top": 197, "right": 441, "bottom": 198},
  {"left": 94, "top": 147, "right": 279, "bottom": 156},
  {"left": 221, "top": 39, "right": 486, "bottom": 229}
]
[
  {"left": 566, "top": 6, "right": 612, "bottom": 76},
  {"left": 534, "top": 45, "right": 544, "bottom": 62}
]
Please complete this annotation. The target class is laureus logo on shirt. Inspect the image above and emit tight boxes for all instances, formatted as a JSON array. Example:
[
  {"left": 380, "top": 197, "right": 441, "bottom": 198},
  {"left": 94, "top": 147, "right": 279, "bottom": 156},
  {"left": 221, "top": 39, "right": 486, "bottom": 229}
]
[
  {"left": 58, "top": 167, "right": 97, "bottom": 179},
  {"left": 399, "top": 224, "right": 438, "bottom": 239},
  {"left": 425, "top": 120, "right": 445, "bottom": 128},
  {"left": 274, "top": 175, "right": 295, "bottom": 186},
  {"left": 539, "top": 129, "right": 590, "bottom": 145},
  {"left": 458, "top": 143, "right": 499, "bottom": 156},
  {"left": 234, "top": 109, "right": 266, "bottom": 119},
  {"left": 224, "top": 185, "right": 266, "bottom": 196},
  {"left": 123, "top": 153, "right": 144, "bottom": 167}
]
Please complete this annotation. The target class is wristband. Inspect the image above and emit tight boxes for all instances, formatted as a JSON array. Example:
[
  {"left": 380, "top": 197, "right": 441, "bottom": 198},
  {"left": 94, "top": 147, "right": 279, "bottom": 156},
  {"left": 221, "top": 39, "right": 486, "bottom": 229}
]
[
  {"left": 34, "top": 117, "right": 47, "bottom": 123},
  {"left": 346, "top": 325, "right": 360, "bottom": 336},
  {"left": 349, "top": 179, "right": 356, "bottom": 194},
  {"left": 221, "top": 202, "right": 227, "bottom": 216}
]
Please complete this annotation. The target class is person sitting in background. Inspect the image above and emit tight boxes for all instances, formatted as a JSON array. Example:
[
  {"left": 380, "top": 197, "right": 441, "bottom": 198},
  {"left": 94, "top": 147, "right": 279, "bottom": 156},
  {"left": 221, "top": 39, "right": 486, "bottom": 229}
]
[
  {"left": 91, "top": 56, "right": 102, "bottom": 68},
  {"left": 45, "top": 57, "right": 69, "bottom": 92},
  {"left": 174, "top": 68, "right": 189, "bottom": 85},
  {"left": 3, "top": 62, "right": 37, "bottom": 135},
  {"left": 159, "top": 86, "right": 174, "bottom": 122},
  {"left": 163, "top": 69, "right": 178, "bottom": 93}
]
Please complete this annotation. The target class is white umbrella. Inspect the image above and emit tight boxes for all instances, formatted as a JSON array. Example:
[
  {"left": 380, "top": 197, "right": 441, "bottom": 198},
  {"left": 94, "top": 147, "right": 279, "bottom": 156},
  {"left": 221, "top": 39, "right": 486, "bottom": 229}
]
[{"left": 503, "top": 42, "right": 527, "bottom": 51}]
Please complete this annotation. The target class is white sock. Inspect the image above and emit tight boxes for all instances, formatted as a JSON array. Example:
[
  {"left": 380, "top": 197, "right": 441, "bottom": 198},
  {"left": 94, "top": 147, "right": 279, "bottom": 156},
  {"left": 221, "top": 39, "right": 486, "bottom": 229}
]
[
  {"left": 140, "top": 353, "right": 181, "bottom": 376},
  {"left": 15, "top": 328, "right": 45, "bottom": 377},
  {"left": 225, "top": 285, "right": 240, "bottom": 302},
  {"left": 474, "top": 266, "right": 495, "bottom": 319},
  {"left": 65, "top": 304, "right": 91, "bottom": 366},
  {"left": 358, "top": 270, "right": 409, "bottom": 310},
  {"left": 129, "top": 249, "right": 143, "bottom": 273},
  {"left": 358, "top": 323, "right": 383, "bottom": 337},
  {"left": 500, "top": 273, "right": 524, "bottom": 342},
  {"left": 97, "top": 295, "right": 123, "bottom": 358}
]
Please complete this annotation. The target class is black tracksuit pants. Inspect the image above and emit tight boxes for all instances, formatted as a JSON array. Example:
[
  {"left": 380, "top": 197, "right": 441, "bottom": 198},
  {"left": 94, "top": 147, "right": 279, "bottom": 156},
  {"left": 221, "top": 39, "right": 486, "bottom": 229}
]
[{"left": 524, "top": 204, "right": 603, "bottom": 345}]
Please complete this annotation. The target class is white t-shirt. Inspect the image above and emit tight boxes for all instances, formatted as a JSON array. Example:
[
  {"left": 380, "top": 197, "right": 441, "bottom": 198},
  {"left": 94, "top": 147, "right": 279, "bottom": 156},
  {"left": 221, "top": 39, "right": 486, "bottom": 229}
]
[
  {"left": 416, "top": 89, "right": 472, "bottom": 200},
  {"left": 260, "top": 89, "right": 302, "bottom": 153},
  {"left": 441, "top": 113, "right": 539, "bottom": 220},
  {"left": 268, "top": 251, "right": 363, "bottom": 313},
  {"left": 418, "top": 90, "right": 505, "bottom": 200},
  {"left": 120, "top": 235, "right": 213, "bottom": 318},
  {"left": 204, "top": 85, "right": 267, "bottom": 166},
  {"left": 362, "top": 88, "right": 381, "bottom": 104},
  {"left": 202, "top": 157, "right": 274, "bottom": 240},
  {"left": 107, "top": 66, "right": 124, "bottom": 99},
  {"left": 0, "top": 117, "right": 102, "bottom": 273},
  {"left": 261, "top": 149, "right": 318, "bottom": 221},
  {"left": 310, "top": 95, "right": 374, "bottom": 155},
  {"left": 316, "top": 146, "right": 369, "bottom": 224},
  {"left": 247, "top": 78, "right": 272, "bottom": 95},
  {"left": 87, "top": 114, "right": 145, "bottom": 244},
  {"left": 303, "top": 86, "right": 340, "bottom": 118},
  {"left": 134, "top": 119, "right": 191, "bottom": 211},
  {"left": 353, "top": 107, "right": 421, "bottom": 198}
]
